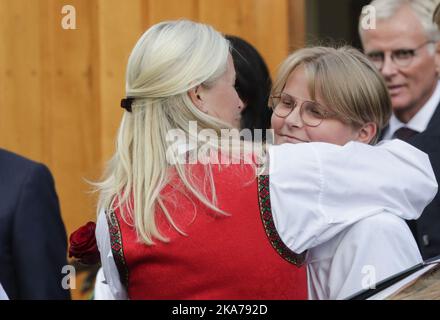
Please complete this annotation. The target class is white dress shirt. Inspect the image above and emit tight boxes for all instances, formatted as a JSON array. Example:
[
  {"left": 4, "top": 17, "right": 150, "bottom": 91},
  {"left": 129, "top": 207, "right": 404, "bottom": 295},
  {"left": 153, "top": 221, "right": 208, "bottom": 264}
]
[
  {"left": 382, "top": 81, "right": 440, "bottom": 140},
  {"left": 94, "top": 267, "right": 121, "bottom": 300},
  {"left": 269, "top": 140, "right": 437, "bottom": 299},
  {"left": 306, "top": 213, "right": 421, "bottom": 299},
  {"left": 0, "top": 283, "right": 8, "bottom": 300},
  {"left": 95, "top": 211, "right": 128, "bottom": 300},
  {"left": 95, "top": 140, "right": 438, "bottom": 300}
]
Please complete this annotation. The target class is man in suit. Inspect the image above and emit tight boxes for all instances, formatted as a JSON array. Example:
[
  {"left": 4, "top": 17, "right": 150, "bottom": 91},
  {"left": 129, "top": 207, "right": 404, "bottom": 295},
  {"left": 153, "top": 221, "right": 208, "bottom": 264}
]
[
  {"left": 0, "top": 148, "right": 71, "bottom": 299},
  {"left": 359, "top": 0, "right": 440, "bottom": 259}
]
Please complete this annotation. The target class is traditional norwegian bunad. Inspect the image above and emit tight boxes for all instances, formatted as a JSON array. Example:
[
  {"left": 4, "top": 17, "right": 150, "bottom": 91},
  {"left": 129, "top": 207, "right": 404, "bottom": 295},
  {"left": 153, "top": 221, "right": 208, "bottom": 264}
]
[
  {"left": 96, "top": 140, "right": 438, "bottom": 300},
  {"left": 103, "top": 162, "right": 308, "bottom": 300}
]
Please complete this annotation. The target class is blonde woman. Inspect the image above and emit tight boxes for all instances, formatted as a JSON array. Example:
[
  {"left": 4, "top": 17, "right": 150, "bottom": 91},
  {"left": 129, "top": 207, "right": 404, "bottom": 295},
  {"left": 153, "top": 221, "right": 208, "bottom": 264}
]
[
  {"left": 95, "top": 20, "right": 308, "bottom": 300},
  {"left": 269, "top": 46, "right": 434, "bottom": 299},
  {"left": 94, "top": 21, "right": 437, "bottom": 300}
]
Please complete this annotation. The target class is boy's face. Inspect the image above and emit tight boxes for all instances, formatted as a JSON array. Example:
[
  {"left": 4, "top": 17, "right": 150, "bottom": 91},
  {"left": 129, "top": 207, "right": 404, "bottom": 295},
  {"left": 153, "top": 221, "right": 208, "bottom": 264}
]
[{"left": 271, "top": 65, "right": 363, "bottom": 146}]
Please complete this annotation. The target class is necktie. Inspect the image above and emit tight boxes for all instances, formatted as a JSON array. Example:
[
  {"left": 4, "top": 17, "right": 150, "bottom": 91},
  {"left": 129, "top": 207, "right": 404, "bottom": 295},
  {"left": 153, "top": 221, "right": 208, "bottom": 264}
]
[
  {"left": 392, "top": 127, "right": 419, "bottom": 142},
  {"left": 391, "top": 127, "right": 420, "bottom": 243}
]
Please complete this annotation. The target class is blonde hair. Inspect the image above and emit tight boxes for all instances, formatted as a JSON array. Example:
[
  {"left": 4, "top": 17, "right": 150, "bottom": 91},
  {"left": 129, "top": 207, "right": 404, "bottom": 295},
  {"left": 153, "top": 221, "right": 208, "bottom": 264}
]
[
  {"left": 96, "top": 20, "right": 235, "bottom": 245},
  {"left": 272, "top": 46, "right": 392, "bottom": 144},
  {"left": 359, "top": 0, "right": 440, "bottom": 48}
]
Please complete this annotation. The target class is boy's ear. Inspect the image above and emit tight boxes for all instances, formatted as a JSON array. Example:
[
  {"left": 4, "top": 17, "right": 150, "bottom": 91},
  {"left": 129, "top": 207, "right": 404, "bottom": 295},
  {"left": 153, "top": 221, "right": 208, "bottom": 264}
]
[
  {"left": 188, "top": 86, "right": 207, "bottom": 113},
  {"left": 356, "top": 122, "right": 377, "bottom": 144}
]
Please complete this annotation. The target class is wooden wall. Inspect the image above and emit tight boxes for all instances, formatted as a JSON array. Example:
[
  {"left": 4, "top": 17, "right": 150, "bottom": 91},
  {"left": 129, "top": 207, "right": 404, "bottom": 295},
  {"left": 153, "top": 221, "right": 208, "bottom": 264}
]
[{"left": 0, "top": 0, "right": 305, "bottom": 298}]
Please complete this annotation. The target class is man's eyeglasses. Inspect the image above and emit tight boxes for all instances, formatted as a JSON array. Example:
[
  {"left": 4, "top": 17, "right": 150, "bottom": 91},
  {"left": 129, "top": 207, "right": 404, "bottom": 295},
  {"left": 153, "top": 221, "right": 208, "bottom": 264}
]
[
  {"left": 269, "top": 92, "right": 336, "bottom": 127},
  {"left": 366, "top": 41, "right": 435, "bottom": 70}
]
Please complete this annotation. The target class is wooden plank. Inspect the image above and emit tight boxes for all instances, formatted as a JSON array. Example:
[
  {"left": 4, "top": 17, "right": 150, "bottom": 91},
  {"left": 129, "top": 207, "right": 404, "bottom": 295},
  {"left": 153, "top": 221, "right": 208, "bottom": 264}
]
[
  {"left": 96, "top": 0, "right": 145, "bottom": 161},
  {"left": 39, "top": 0, "right": 56, "bottom": 165},
  {"left": 41, "top": 0, "right": 101, "bottom": 236},
  {"left": 0, "top": 0, "right": 44, "bottom": 160},
  {"left": 199, "top": 0, "right": 243, "bottom": 35},
  {"left": 255, "top": 0, "right": 290, "bottom": 77},
  {"left": 289, "top": 0, "right": 306, "bottom": 51},
  {"left": 148, "top": 0, "right": 199, "bottom": 24},
  {"left": 197, "top": 0, "right": 293, "bottom": 78}
]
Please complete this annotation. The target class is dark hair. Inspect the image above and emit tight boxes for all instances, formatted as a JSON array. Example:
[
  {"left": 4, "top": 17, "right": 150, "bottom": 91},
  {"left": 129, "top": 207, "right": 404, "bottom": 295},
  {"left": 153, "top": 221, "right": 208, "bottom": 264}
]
[{"left": 226, "top": 35, "right": 272, "bottom": 140}]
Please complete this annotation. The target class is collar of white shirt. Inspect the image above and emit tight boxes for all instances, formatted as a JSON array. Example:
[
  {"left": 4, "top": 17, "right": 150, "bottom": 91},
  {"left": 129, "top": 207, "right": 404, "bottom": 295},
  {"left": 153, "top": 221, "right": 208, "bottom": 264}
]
[
  {"left": 383, "top": 80, "right": 440, "bottom": 140},
  {"left": 0, "top": 282, "right": 8, "bottom": 300}
]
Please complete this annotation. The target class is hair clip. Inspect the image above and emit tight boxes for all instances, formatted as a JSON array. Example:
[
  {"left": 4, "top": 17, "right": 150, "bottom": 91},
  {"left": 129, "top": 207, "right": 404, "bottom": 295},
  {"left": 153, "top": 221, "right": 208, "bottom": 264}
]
[{"left": 121, "top": 97, "right": 134, "bottom": 112}]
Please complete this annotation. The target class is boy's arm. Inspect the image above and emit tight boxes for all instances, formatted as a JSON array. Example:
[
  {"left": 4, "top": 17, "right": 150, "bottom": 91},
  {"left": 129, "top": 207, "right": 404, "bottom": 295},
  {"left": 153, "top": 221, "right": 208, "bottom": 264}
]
[{"left": 268, "top": 140, "right": 438, "bottom": 253}]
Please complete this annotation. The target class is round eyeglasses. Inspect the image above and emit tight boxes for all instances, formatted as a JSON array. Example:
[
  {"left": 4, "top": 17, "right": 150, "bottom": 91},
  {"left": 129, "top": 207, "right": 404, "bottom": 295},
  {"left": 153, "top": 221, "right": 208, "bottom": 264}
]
[
  {"left": 366, "top": 41, "right": 435, "bottom": 70},
  {"left": 269, "top": 93, "right": 336, "bottom": 127}
]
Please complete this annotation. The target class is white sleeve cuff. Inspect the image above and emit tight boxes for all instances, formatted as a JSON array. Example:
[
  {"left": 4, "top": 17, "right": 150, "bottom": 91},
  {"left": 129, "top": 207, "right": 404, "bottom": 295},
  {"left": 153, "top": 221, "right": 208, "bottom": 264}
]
[{"left": 96, "top": 209, "right": 128, "bottom": 300}]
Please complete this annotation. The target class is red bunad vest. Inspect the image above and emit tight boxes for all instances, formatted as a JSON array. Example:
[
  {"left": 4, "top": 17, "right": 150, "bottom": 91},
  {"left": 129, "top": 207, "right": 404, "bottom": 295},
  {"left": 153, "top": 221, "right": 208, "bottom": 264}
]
[{"left": 107, "top": 163, "right": 308, "bottom": 299}]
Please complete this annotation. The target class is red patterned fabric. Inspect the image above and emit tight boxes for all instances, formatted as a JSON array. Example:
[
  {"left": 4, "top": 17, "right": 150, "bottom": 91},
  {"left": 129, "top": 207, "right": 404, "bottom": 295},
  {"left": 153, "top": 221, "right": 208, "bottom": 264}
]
[
  {"left": 257, "top": 175, "right": 307, "bottom": 266},
  {"left": 109, "top": 163, "right": 308, "bottom": 300}
]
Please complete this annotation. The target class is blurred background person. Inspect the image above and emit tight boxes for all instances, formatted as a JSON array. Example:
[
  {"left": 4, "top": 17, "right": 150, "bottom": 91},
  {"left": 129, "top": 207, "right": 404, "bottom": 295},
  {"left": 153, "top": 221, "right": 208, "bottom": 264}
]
[
  {"left": 359, "top": 0, "right": 440, "bottom": 259},
  {"left": 0, "top": 148, "right": 70, "bottom": 299},
  {"left": 226, "top": 35, "right": 272, "bottom": 141}
]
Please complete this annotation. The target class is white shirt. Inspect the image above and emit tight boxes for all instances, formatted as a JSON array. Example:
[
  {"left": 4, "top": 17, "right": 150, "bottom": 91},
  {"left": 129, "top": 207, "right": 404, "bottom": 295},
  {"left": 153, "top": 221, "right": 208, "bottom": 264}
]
[
  {"left": 95, "top": 140, "right": 438, "bottom": 300},
  {"left": 269, "top": 140, "right": 436, "bottom": 300},
  {"left": 382, "top": 81, "right": 440, "bottom": 140},
  {"left": 95, "top": 211, "right": 128, "bottom": 300},
  {"left": 306, "top": 214, "right": 421, "bottom": 299},
  {"left": 94, "top": 267, "right": 120, "bottom": 300},
  {"left": 0, "top": 283, "right": 8, "bottom": 300}
]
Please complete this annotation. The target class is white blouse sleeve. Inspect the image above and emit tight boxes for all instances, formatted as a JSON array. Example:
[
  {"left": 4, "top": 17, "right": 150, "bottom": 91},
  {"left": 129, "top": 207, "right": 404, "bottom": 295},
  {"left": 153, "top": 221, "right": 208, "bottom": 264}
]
[
  {"left": 94, "top": 267, "right": 118, "bottom": 300},
  {"left": 330, "top": 213, "right": 423, "bottom": 300},
  {"left": 269, "top": 140, "right": 438, "bottom": 254},
  {"left": 95, "top": 209, "right": 128, "bottom": 300}
]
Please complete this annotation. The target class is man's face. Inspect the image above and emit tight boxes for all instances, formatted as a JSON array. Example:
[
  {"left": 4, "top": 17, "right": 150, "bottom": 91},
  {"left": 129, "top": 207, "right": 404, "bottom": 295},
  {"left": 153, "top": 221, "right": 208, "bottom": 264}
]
[{"left": 361, "top": 5, "right": 438, "bottom": 123}]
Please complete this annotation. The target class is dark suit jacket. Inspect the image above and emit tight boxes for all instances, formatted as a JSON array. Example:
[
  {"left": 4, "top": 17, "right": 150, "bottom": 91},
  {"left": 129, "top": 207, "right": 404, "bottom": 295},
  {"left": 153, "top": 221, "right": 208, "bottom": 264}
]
[
  {"left": 0, "top": 149, "right": 71, "bottom": 299},
  {"left": 408, "top": 104, "right": 440, "bottom": 259}
]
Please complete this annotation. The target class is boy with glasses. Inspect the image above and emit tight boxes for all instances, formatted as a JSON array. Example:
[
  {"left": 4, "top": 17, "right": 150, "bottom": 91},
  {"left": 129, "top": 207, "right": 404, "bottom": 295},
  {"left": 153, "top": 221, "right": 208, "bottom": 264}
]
[{"left": 269, "top": 46, "right": 429, "bottom": 299}]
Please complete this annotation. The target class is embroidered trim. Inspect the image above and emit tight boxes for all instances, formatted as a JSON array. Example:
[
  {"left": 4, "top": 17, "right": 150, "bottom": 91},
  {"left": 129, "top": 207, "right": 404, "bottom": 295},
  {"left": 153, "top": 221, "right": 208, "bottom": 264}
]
[
  {"left": 257, "top": 175, "right": 307, "bottom": 267},
  {"left": 106, "top": 209, "right": 129, "bottom": 289}
]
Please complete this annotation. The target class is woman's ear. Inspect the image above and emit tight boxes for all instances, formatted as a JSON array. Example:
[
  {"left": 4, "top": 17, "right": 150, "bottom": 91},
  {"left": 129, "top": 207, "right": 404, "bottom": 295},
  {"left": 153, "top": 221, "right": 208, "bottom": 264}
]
[
  {"left": 355, "top": 122, "right": 377, "bottom": 144},
  {"left": 188, "top": 86, "right": 208, "bottom": 113}
]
